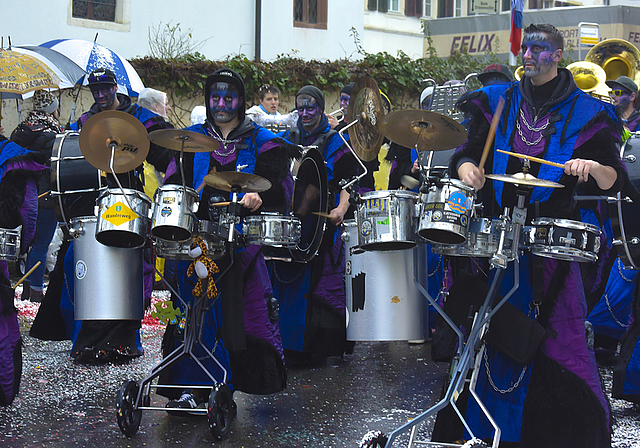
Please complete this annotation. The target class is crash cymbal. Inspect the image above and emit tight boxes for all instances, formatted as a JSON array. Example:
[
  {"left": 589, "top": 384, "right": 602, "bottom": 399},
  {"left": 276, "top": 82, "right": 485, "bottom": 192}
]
[
  {"left": 147, "top": 129, "right": 220, "bottom": 153},
  {"left": 400, "top": 175, "right": 421, "bottom": 190},
  {"left": 346, "top": 75, "right": 385, "bottom": 162},
  {"left": 79, "top": 110, "right": 150, "bottom": 173},
  {"left": 380, "top": 109, "right": 467, "bottom": 152},
  {"left": 485, "top": 172, "right": 565, "bottom": 188},
  {"left": 203, "top": 172, "right": 272, "bottom": 193}
]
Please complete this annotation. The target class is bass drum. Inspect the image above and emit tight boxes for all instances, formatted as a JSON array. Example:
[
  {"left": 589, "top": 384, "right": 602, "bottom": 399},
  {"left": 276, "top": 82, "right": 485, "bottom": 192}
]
[
  {"left": 611, "top": 133, "right": 640, "bottom": 269},
  {"left": 50, "top": 132, "right": 105, "bottom": 224},
  {"left": 265, "top": 147, "right": 328, "bottom": 262}
]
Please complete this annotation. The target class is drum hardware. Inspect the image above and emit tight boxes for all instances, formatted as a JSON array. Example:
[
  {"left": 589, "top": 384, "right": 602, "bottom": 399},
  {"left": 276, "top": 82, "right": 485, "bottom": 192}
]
[
  {"left": 242, "top": 213, "right": 302, "bottom": 247},
  {"left": 327, "top": 107, "right": 345, "bottom": 122},
  {"left": 523, "top": 218, "right": 602, "bottom": 263},
  {"left": 345, "top": 75, "right": 386, "bottom": 162},
  {"left": 0, "top": 225, "right": 22, "bottom": 262}
]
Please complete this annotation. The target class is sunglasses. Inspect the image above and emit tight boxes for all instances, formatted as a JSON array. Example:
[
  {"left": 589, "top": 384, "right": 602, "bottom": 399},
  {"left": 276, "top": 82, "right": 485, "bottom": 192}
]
[{"left": 610, "top": 89, "right": 630, "bottom": 97}]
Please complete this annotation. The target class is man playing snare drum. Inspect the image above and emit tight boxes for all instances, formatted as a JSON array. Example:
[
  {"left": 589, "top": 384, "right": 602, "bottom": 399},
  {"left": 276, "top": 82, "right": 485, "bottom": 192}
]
[{"left": 436, "top": 23, "right": 626, "bottom": 447}]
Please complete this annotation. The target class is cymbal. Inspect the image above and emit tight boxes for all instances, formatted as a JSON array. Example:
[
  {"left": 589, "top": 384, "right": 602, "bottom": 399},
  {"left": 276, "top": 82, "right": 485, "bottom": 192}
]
[
  {"left": 380, "top": 109, "right": 467, "bottom": 152},
  {"left": 485, "top": 172, "right": 565, "bottom": 188},
  {"left": 400, "top": 175, "right": 420, "bottom": 190},
  {"left": 147, "top": 129, "right": 220, "bottom": 153},
  {"left": 79, "top": 110, "right": 150, "bottom": 173},
  {"left": 345, "top": 75, "right": 385, "bottom": 162},
  {"left": 203, "top": 172, "right": 272, "bottom": 193}
]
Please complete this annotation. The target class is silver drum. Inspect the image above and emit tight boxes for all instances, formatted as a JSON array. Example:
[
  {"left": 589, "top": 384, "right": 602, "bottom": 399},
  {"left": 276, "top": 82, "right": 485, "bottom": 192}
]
[
  {"left": 357, "top": 190, "right": 418, "bottom": 251},
  {"left": 154, "top": 220, "right": 227, "bottom": 260},
  {"left": 343, "top": 220, "right": 424, "bottom": 341},
  {"left": 524, "top": 217, "right": 601, "bottom": 263},
  {"left": 95, "top": 188, "right": 152, "bottom": 249},
  {"left": 70, "top": 217, "right": 143, "bottom": 320},
  {"left": 243, "top": 213, "right": 302, "bottom": 247},
  {"left": 0, "top": 225, "right": 22, "bottom": 261},
  {"left": 418, "top": 178, "right": 476, "bottom": 245},
  {"left": 432, "top": 217, "right": 516, "bottom": 260},
  {"left": 151, "top": 184, "right": 200, "bottom": 242}
]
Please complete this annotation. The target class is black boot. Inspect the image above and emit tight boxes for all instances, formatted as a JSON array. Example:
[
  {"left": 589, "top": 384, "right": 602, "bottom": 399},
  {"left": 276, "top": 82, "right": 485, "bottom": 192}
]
[{"left": 22, "top": 280, "right": 31, "bottom": 300}]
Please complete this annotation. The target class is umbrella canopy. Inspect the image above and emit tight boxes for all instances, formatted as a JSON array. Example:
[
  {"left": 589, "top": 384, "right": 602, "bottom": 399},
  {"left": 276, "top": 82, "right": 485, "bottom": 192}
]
[
  {"left": 13, "top": 45, "right": 86, "bottom": 91},
  {"left": 41, "top": 39, "right": 144, "bottom": 97},
  {"left": 0, "top": 48, "right": 60, "bottom": 97}
]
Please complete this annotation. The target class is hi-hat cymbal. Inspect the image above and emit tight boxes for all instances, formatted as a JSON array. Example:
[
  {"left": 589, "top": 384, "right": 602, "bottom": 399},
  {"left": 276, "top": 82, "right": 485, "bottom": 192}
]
[
  {"left": 79, "top": 110, "right": 150, "bottom": 173},
  {"left": 147, "top": 129, "right": 220, "bottom": 153},
  {"left": 485, "top": 172, "right": 565, "bottom": 188},
  {"left": 203, "top": 172, "right": 272, "bottom": 193},
  {"left": 380, "top": 109, "right": 467, "bottom": 152},
  {"left": 346, "top": 75, "right": 385, "bottom": 162}
]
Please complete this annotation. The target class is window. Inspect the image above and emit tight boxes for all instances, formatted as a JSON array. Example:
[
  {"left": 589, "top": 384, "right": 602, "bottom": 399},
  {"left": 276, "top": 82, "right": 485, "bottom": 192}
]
[
  {"left": 367, "top": 0, "right": 388, "bottom": 13},
  {"left": 72, "top": 0, "right": 116, "bottom": 22},
  {"left": 389, "top": 0, "right": 400, "bottom": 12},
  {"left": 423, "top": 0, "right": 432, "bottom": 17},
  {"left": 406, "top": 0, "right": 424, "bottom": 16},
  {"left": 455, "top": 0, "right": 461, "bottom": 16},
  {"left": 438, "top": 0, "right": 454, "bottom": 17},
  {"left": 294, "top": 0, "right": 327, "bottom": 29}
]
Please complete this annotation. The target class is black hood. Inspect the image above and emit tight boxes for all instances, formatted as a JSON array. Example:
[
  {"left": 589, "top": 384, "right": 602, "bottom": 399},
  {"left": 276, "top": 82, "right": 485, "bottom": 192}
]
[
  {"left": 519, "top": 67, "right": 577, "bottom": 111},
  {"left": 204, "top": 68, "right": 246, "bottom": 125}
]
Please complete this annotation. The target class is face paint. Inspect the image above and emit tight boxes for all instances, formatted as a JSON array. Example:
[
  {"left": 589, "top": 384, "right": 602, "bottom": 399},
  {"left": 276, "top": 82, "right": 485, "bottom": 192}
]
[
  {"left": 521, "top": 33, "right": 558, "bottom": 79},
  {"left": 90, "top": 85, "right": 117, "bottom": 110},
  {"left": 296, "top": 95, "right": 322, "bottom": 130},
  {"left": 613, "top": 90, "right": 633, "bottom": 111},
  {"left": 340, "top": 93, "right": 350, "bottom": 111},
  {"left": 209, "top": 82, "right": 241, "bottom": 123}
]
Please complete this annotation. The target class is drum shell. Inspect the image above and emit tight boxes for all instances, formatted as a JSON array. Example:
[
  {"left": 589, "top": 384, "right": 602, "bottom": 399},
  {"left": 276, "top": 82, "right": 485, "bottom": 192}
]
[
  {"left": 95, "top": 188, "right": 151, "bottom": 248},
  {"left": 343, "top": 220, "right": 424, "bottom": 341},
  {"left": 151, "top": 185, "right": 200, "bottom": 242},
  {"left": 524, "top": 217, "right": 601, "bottom": 263},
  {"left": 243, "top": 214, "right": 302, "bottom": 247},
  {"left": 50, "top": 132, "right": 105, "bottom": 223},
  {"left": 71, "top": 217, "right": 143, "bottom": 320},
  {"left": 432, "top": 217, "right": 516, "bottom": 260},
  {"left": 357, "top": 190, "right": 418, "bottom": 251},
  {"left": 154, "top": 220, "right": 227, "bottom": 260},
  {"left": 418, "top": 179, "right": 475, "bottom": 245},
  {"left": 0, "top": 225, "right": 22, "bottom": 261}
]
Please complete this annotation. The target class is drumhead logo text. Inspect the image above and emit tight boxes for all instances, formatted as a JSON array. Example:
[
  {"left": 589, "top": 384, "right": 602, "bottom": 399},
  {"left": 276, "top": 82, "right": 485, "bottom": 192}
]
[{"left": 101, "top": 201, "right": 139, "bottom": 226}]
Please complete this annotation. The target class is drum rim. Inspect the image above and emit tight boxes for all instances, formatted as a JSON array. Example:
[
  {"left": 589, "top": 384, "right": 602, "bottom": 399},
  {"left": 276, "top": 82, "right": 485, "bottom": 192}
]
[
  {"left": 154, "top": 183, "right": 199, "bottom": 197},
  {"left": 531, "top": 217, "right": 601, "bottom": 233},
  {"left": 99, "top": 187, "right": 152, "bottom": 204},
  {"left": 359, "top": 189, "right": 419, "bottom": 200}
]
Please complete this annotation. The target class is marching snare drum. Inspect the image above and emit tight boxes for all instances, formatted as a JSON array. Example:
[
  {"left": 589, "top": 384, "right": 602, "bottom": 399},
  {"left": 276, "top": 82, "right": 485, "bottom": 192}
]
[
  {"left": 0, "top": 225, "right": 21, "bottom": 261},
  {"left": 243, "top": 213, "right": 302, "bottom": 247},
  {"left": 71, "top": 217, "right": 143, "bottom": 320},
  {"left": 95, "top": 188, "right": 152, "bottom": 248},
  {"left": 150, "top": 184, "right": 200, "bottom": 242},
  {"left": 418, "top": 178, "right": 476, "bottom": 245},
  {"left": 343, "top": 220, "right": 424, "bottom": 341},
  {"left": 524, "top": 218, "right": 601, "bottom": 263},
  {"left": 431, "top": 217, "right": 516, "bottom": 260},
  {"left": 50, "top": 132, "right": 106, "bottom": 223},
  {"left": 154, "top": 220, "right": 227, "bottom": 260},
  {"left": 357, "top": 190, "right": 419, "bottom": 251}
]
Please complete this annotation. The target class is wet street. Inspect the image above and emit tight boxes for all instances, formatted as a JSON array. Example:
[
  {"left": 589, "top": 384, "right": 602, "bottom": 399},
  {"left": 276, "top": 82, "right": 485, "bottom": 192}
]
[{"left": 1, "top": 290, "right": 639, "bottom": 447}]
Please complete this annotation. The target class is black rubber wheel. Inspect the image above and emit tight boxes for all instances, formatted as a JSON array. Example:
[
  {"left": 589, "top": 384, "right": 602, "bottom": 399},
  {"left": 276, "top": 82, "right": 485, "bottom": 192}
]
[
  {"left": 207, "top": 383, "right": 235, "bottom": 440},
  {"left": 116, "top": 380, "right": 142, "bottom": 437}
]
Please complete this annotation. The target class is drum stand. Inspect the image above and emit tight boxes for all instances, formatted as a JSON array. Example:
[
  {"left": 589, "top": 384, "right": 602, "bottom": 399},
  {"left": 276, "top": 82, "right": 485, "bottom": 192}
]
[{"left": 382, "top": 195, "right": 528, "bottom": 448}]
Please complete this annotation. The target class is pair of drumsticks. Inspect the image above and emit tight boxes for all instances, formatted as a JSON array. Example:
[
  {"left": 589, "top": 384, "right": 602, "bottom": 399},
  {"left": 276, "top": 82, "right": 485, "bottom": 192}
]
[{"left": 479, "top": 98, "right": 565, "bottom": 171}]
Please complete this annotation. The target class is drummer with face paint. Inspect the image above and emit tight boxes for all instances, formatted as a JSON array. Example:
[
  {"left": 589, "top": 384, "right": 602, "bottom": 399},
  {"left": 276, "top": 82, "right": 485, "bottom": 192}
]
[
  {"left": 158, "top": 68, "right": 300, "bottom": 413},
  {"left": 435, "top": 23, "right": 627, "bottom": 447},
  {"left": 270, "top": 85, "right": 361, "bottom": 363}
]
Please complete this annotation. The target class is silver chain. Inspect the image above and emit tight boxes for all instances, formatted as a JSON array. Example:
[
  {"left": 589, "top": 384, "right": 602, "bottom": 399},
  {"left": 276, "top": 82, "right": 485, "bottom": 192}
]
[
  {"left": 207, "top": 127, "right": 241, "bottom": 157},
  {"left": 483, "top": 344, "right": 527, "bottom": 394},
  {"left": 428, "top": 255, "right": 442, "bottom": 277},
  {"left": 617, "top": 258, "right": 635, "bottom": 283},
  {"left": 603, "top": 291, "right": 629, "bottom": 329},
  {"left": 519, "top": 108, "right": 549, "bottom": 132},
  {"left": 516, "top": 108, "right": 549, "bottom": 147},
  {"left": 516, "top": 120, "right": 546, "bottom": 146}
]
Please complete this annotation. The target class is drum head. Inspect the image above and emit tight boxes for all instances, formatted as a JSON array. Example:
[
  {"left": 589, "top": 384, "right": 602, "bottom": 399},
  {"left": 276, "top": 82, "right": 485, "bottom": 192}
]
[
  {"left": 612, "top": 134, "right": 640, "bottom": 268},
  {"left": 290, "top": 148, "right": 328, "bottom": 262}
]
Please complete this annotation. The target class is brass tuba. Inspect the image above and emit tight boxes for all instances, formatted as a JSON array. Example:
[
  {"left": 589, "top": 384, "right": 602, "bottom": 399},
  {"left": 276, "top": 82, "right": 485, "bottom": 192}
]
[
  {"left": 585, "top": 38, "right": 640, "bottom": 87},
  {"left": 566, "top": 61, "right": 611, "bottom": 102},
  {"left": 515, "top": 65, "right": 524, "bottom": 81}
]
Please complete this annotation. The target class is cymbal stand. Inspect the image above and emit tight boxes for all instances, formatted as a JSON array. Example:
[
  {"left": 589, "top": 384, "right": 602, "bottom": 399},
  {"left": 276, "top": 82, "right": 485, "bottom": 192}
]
[
  {"left": 108, "top": 142, "right": 136, "bottom": 212},
  {"left": 338, "top": 120, "right": 368, "bottom": 191}
]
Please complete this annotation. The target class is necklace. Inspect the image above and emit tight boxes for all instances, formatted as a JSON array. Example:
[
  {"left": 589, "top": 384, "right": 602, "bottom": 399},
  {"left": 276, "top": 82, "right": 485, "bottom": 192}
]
[{"left": 517, "top": 108, "right": 549, "bottom": 147}]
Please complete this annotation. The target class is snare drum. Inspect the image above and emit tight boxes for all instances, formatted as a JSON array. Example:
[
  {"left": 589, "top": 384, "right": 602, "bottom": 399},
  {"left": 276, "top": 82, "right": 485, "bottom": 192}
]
[
  {"left": 418, "top": 178, "right": 476, "bottom": 245},
  {"left": 95, "top": 188, "right": 152, "bottom": 248},
  {"left": 432, "top": 217, "right": 516, "bottom": 260},
  {"left": 524, "top": 218, "right": 601, "bottom": 263},
  {"left": 150, "top": 184, "right": 200, "bottom": 242},
  {"left": 50, "top": 132, "right": 106, "bottom": 223},
  {"left": 357, "top": 190, "right": 418, "bottom": 251},
  {"left": 0, "top": 225, "right": 22, "bottom": 261},
  {"left": 243, "top": 213, "right": 302, "bottom": 247},
  {"left": 154, "top": 220, "right": 227, "bottom": 260}
]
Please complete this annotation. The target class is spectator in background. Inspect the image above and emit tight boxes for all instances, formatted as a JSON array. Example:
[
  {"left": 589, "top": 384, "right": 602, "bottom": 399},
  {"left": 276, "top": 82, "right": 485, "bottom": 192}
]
[
  {"left": 477, "top": 63, "right": 516, "bottom": 87},
  {"left": 190, "top": 105, "right": 207, "bottom": 126}
]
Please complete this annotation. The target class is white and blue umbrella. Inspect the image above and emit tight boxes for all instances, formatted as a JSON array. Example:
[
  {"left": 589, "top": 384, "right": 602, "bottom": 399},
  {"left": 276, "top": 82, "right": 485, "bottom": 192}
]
[
  {"left": 40, "top": 39, "right": 144, "bottom": 97},
  {"left": 13, "top": 45, "right": 86, "bottom": 92}
]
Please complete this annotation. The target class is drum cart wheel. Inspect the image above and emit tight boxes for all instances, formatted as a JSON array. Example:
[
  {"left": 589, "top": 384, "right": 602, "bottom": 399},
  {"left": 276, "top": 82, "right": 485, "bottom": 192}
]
[
  {"left": 207, "top": 383, "right": 235, "bottom": 440},
  {"left": 116, "top": 380, "right": 142, "bottom": 437}
]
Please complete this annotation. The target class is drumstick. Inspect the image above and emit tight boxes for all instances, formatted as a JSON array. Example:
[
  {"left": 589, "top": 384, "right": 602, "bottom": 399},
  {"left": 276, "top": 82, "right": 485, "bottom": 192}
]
[
  {"left": 479, "top": 97, "right": 505, "bottom": 171},
  {"left": 496, "top": 149, "right": 565, "bottom": 169},
  {"left": 38, "top": 191, "right": 50, "bottom": 199},
  {"left": 13, "top": 261, "right": 41, "bottom": 289},
  {"left": 210, "top": 200, "right": 245, "bottom": 207},
  {"left": 312, "top": 211, "right": 332, "bottom": 218},
  {"left": 196, "top": 167, "right": 218, "bottom": 193}
]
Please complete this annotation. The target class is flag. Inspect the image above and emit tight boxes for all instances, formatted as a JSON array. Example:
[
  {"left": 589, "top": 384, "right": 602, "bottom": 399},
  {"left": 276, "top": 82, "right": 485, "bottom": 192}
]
[{"left": 509, "top": 0, "right": 524, "bottom": 66}]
